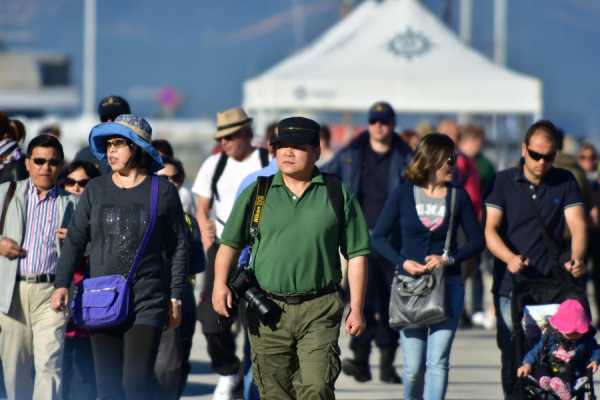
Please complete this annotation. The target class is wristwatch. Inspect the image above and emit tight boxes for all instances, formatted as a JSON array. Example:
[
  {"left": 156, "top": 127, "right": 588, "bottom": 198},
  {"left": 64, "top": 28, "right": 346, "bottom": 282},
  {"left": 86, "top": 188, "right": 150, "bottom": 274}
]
[{"left": 170, "top": 298, "right": 182, "bottom": 306}]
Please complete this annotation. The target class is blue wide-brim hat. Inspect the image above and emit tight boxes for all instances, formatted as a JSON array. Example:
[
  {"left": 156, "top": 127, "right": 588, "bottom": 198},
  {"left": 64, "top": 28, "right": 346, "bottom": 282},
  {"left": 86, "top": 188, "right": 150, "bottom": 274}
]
[{"left": 89, "top": 114, "right": 163, "bottom": 172}]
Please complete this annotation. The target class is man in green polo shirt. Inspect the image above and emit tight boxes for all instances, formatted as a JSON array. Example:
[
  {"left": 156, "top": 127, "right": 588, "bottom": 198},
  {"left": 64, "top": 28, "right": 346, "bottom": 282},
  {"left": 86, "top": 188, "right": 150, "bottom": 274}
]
[{"left": 213, "top": 116, "right": 370, "bottom": 399}]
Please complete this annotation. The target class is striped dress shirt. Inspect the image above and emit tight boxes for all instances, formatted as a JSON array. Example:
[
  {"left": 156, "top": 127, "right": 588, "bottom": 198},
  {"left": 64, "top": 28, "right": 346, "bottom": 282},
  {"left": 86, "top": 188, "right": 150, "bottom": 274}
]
[{"left": 18, "top": 179, "right": 60, "bottom": 276}]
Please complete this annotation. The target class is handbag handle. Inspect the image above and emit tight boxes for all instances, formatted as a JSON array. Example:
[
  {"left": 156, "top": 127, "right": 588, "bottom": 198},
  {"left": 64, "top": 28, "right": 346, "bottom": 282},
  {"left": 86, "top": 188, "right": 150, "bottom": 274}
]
[
  {"left": 126, "top": 176, "right": 159, "bottom": 283},
  {"left": 442, "top": 187, "right": 457, "bottom": 258}
]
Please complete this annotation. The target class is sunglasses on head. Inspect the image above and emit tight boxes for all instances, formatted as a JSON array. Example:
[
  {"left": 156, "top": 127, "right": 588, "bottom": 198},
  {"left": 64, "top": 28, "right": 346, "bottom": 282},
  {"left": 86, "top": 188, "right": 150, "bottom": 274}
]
[
  {"left": 32, "top": 157, "right": 61, "bottom": 167},
  {"left": 527, "top": 148, "right": 556, "bottom": 162},
  {"left": 64, "top": 178, "right": 90, "bottom": 188}
]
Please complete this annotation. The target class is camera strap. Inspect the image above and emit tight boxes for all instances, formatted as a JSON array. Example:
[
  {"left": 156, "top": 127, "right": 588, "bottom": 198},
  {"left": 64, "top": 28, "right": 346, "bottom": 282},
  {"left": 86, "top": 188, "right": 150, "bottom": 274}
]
[{"left": 248, "top": 175, "right": 274, "bottom": 243}]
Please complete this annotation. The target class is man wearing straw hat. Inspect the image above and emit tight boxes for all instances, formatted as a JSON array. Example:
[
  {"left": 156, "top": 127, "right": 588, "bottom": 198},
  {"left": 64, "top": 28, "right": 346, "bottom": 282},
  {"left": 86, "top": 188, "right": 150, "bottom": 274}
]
[{"left": 192, "top": 107, "right": 268, "bottom": 398}]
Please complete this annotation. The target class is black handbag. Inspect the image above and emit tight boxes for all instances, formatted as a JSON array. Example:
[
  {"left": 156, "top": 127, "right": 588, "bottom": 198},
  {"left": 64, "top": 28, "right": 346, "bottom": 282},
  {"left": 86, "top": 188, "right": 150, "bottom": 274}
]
[{"left": 389, "top": 187, "right": 457, "bottom": 329}]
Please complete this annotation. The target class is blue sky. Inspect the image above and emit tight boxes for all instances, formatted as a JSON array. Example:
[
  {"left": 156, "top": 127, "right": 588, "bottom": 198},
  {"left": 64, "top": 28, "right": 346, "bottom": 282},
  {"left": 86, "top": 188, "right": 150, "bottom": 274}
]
[{"left": 1, "top": 0, "right": 600, "bottom": 138}]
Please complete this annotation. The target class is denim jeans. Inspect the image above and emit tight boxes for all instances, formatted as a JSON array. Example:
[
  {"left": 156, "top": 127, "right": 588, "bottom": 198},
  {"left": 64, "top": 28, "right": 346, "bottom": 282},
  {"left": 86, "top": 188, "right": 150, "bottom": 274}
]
[{"left": 400, "top": 275, "right": 465, "bottom": 400}]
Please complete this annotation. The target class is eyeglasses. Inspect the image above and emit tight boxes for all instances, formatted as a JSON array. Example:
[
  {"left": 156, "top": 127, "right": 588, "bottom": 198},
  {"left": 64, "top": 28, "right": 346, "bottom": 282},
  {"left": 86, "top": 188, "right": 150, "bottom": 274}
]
[
  {"left": 105, "top": 138, "right": 130, "bottom": 150},
  {"left": 32, "top": 157, "right": 61, "bottom": 167},
  {"left": 64, "top": 178, "right": 90, "bottom": 188},
  {"left": 446, "top": 154, "right": 457, "bottom": 167},
  {"left": 527, "top": 148, "right": 556, "bottom": 162}
]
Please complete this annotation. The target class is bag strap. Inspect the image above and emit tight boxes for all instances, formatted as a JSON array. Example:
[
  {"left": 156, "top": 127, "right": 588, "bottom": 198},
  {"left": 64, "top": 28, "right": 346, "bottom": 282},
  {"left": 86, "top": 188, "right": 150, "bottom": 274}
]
[
  {"left": 209, "top": 152, "right": 228, "bottom": 209},
  {"left": 0, "top": 181, "right": 16, "bottom": 235},
  {"left": 258, "top": 147, "right": 269, "bottom": 168},
  {"left": 442, "top": 187, "right": 457, "bottom": 258},
  {"left": 323, "top": 173, "right": 345, "bottom": 248},
  {"left": 126, "top": 176, "right": 159, "bottom": 283}
]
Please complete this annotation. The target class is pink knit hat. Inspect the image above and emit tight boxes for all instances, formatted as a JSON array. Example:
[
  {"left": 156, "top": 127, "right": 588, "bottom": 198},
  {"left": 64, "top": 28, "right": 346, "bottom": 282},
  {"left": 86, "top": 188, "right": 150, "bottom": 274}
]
[{"left": 549, "top": 299, "right": 590, "bottom": 335}]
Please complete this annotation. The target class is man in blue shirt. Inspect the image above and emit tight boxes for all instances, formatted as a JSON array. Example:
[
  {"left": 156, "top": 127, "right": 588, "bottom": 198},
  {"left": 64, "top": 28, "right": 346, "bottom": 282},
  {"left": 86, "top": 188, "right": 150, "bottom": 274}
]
[
  {"left": 485, "top": 120, "right": 587, "bottom": 399},
  {"left": 323, "top": 101, "right": 412, "bottom": 384}
]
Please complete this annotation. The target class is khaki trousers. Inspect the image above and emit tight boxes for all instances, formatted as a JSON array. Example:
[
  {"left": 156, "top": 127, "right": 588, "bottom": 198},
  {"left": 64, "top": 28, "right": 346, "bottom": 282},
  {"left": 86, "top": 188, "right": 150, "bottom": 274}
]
[
  {"left": 0, "top": 281, "right": 66, "bottom": 400},
  {"left": 249, "top": 292, "right": 344, "bottom": 400}
]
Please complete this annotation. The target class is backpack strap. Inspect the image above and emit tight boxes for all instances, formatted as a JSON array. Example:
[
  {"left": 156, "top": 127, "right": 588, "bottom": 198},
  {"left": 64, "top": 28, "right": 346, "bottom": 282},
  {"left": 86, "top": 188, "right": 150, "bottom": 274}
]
[
  {"left": 258, "top": 147, "right": 269, "bottom": 168},
  {"left": 323, "top": 173, "right": 345, "bottom": 249},
  {"left": 209, "top": 152, "right": 228, "bottom": 209},
  {"left": 0, "top": 181, "right": 16, "bottom": 235}
]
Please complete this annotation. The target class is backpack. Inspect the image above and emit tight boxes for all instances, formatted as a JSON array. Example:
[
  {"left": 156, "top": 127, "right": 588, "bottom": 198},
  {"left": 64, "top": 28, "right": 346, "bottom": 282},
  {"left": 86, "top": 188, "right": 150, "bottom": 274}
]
[{"left": 210, "top": 147, "right": 269, "bottom": 208}]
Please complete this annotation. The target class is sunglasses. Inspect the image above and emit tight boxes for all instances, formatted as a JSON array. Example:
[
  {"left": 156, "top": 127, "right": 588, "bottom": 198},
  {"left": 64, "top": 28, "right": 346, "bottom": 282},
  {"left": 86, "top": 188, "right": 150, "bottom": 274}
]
[
  {"left": 64, "top": 178, "right": 90, "bottom": 188},
  {"left": 32, "top": 157, "right": 61, "bottom": 167},
  {"left": 368, "top": 118, "right": 392, "bottom": 126},
  {"left": 527, "top": 148, "right": 556, "bottom": 162},
  {"left": 446, "top": 154, "right": 457, "bottom": 167},
  {"left": 217, "top": 131, "right": 242, "bottom": 143},
  {"left": 105, "top": 138, "right": 130, "bottom": 150}
]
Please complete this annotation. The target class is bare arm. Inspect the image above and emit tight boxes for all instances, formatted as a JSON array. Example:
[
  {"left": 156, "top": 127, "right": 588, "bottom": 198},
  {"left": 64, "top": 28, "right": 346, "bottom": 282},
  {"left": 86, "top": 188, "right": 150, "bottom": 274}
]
[
  {"left": 212, "top": 243, "right": 241, "bottom": 318},
  {"left": 485, "top": 206, "right": 527, "bottom": 273},
  {"left": 345, "top": 255, "right": 367, "bottom": 336},
  {"left": 195, "top": 195, "right": 216, "bottom": 251},
  {"left": 564, "top": 204, "right": 588, "bottom": 277}
]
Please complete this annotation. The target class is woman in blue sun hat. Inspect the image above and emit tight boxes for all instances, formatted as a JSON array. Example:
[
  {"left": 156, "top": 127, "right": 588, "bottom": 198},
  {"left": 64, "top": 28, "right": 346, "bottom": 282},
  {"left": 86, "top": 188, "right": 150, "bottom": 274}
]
[{"left": 51, "top": 115, "right": 189, "bottom": 400}]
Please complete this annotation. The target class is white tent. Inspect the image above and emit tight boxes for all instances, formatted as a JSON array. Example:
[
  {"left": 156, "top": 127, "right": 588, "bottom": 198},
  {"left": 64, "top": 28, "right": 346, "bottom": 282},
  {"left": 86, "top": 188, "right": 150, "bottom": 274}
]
[{"left": 243, "top": 0, "right": 542, "bottom": 118}]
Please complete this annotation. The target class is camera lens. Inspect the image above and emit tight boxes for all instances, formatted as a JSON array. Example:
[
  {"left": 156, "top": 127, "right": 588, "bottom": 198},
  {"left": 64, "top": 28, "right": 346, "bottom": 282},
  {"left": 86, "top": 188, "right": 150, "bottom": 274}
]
[{"left": 244, "top": 288, "right": 278, "bottom": 323}]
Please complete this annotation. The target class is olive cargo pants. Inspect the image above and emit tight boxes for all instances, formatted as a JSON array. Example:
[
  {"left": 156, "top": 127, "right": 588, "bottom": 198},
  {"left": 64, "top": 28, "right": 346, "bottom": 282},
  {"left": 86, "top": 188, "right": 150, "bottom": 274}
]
[{"left": 248, "top": 292, "right": 345, "bottom": 400}]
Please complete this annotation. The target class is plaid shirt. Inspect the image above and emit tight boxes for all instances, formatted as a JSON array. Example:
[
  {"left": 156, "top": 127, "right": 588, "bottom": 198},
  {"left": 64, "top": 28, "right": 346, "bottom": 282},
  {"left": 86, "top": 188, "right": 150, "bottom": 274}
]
[{"left": 18, "top": 179, "right": 59, "bottom": 275}]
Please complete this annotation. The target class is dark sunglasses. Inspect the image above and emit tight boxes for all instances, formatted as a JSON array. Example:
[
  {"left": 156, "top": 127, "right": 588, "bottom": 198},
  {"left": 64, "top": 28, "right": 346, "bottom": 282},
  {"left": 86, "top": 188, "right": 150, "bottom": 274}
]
[
  {"left": 105, "top": 138, "right": 130, "bottom": 150},
  {"left": 32, "top": 157, "right": 61, "bottom": 167},
  {"left": 368, "top": 118, "right": 392, "bottom": 126},
  {"left": 446, "top": 154, "right": 457, "bottom": 167},
  {"left": 217, "top": 130, "right": 243, "bottom": 143},
  {"left": 64, "top": 178, "right": 90, "bottom": 187},
  {"left": 527, "top": 148, "right": 556, "bottom": 162}
]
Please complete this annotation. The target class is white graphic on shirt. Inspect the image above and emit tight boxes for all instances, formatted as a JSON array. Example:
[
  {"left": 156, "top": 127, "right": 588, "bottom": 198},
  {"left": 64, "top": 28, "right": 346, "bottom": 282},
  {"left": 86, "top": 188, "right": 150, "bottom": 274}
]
[{"left": 416, "top": 203, "right": 446, "bottom": 231}]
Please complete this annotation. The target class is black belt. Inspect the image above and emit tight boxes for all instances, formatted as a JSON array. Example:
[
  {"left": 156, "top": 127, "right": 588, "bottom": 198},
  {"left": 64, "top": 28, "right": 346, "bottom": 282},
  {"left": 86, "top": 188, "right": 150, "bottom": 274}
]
[
  {"left": 17, "top": 274, "right": 55, "bottom": 283},
  {"left": 266, "top": 284, "right": 339, "bottom": 305}
]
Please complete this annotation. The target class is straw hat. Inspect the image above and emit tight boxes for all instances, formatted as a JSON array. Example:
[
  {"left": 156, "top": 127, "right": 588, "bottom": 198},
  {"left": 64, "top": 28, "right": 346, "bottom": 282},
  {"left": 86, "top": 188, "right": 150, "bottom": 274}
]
[{"left": 214, "top": 107, "right": 252, "bottom": 139}]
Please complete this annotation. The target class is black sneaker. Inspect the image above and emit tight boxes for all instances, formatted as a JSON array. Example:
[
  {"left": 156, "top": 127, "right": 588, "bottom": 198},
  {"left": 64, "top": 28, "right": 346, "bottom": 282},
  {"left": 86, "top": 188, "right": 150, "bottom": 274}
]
[
  {"left": 341, "top": 358, "right": 372, "bottom": 382},
  {"left": 380, "top": 368, "right": 402, "bottom": 384}
]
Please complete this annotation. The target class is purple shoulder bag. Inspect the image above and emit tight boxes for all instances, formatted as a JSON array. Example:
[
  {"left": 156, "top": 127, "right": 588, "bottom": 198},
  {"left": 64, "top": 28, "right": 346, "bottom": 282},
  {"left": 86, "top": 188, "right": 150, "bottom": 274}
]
[{"left": 70, "top": 176, "right": 159, "bottom": 329}]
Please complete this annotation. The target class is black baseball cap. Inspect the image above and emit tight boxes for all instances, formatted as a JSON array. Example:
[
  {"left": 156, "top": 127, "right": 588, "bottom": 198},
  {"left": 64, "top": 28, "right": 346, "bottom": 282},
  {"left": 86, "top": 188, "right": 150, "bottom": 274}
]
[
  {"left": 273, "top": 117, "right": 320, "bottom": 146},
  {"left": 368, "top": 101, "right": 396, "bottom": 125},
  {"left": 98, "top": 95, "right": 131, "bottom": 122}
]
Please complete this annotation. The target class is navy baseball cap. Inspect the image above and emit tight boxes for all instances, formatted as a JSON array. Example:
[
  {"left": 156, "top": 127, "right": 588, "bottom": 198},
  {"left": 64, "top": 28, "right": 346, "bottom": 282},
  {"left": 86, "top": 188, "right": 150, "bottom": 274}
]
[
  {"left": 273, "top": 117, "right": 320, "bottom": 146},
  {"left": 368, "top": 101, "right": 396, "bottom": 125},
  {"left": 98, "top": 95, "right": 131, "bottom": 122}
]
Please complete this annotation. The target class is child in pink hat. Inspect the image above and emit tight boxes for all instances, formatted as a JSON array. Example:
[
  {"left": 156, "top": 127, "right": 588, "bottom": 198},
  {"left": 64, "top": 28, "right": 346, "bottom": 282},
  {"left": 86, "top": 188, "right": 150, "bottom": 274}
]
[{"left": 517, "top": 299, "right": 600, "bottom": 400}]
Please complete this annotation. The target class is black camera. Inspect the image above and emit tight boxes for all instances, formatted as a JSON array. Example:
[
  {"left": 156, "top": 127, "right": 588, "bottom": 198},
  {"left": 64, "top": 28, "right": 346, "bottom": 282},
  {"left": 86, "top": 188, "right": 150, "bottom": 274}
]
[{"left": 229, "top": 269, "right": 279, "bottom": 324}]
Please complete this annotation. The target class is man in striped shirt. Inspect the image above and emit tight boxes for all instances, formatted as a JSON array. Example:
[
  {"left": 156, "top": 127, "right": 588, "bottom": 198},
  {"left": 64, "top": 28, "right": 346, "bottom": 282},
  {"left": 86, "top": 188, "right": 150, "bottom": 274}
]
[{"left": 0, "top": 135, "right": 78, "bottom": 400}]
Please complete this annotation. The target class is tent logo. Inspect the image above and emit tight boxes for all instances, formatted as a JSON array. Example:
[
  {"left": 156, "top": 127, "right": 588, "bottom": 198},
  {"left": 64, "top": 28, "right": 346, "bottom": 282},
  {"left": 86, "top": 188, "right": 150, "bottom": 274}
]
[{"left": 388, "top": 27, "right": 432, "bottom": 60}]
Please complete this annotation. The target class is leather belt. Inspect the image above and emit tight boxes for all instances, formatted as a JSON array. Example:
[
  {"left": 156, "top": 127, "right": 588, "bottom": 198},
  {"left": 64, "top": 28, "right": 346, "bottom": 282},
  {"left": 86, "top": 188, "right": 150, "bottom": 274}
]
[
  {"left": 17, "top": 274, "right": 55, "bottom": 283},
  {"left": 266, "top": 284, "right": 339, "bottom": 305}
]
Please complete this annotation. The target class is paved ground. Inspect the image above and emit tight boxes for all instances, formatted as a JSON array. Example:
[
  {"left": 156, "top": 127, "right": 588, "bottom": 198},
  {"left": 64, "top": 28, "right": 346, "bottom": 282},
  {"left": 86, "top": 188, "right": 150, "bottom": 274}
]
[{"left": 182, "top": 326, "right": 506, "bottom": 399}]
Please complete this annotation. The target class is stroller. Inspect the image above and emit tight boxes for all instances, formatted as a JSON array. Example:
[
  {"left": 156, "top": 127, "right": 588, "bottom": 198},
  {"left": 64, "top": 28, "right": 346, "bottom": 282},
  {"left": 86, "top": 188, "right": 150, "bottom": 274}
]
[{"left": 511, "top": 268, "right": 596, "bottom": 400}]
